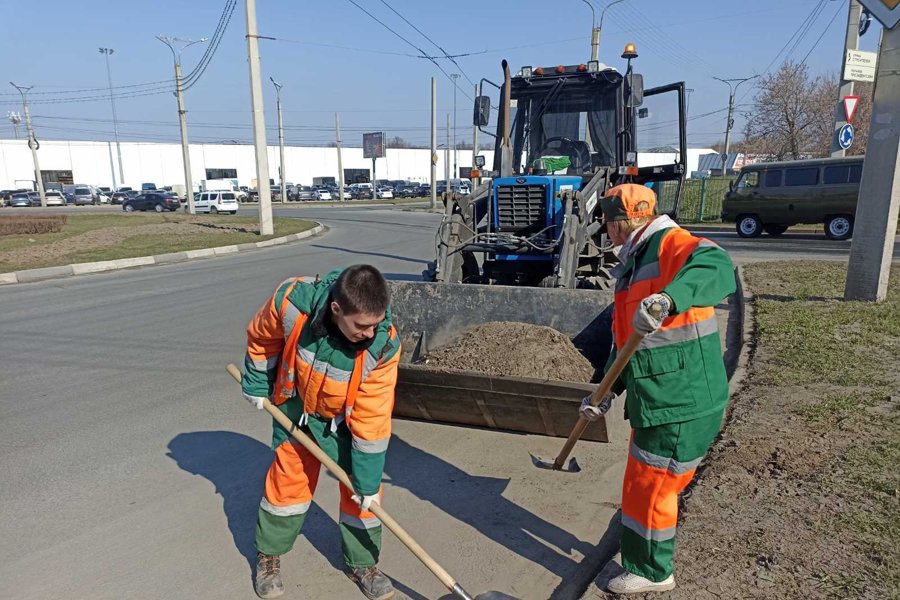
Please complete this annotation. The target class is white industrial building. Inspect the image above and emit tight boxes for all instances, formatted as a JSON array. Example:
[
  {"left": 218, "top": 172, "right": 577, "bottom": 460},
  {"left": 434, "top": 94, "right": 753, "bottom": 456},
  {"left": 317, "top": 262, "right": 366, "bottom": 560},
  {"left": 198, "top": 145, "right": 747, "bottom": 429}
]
[{"left": 0, "top": 139, "right": 712, "bottom": 191}]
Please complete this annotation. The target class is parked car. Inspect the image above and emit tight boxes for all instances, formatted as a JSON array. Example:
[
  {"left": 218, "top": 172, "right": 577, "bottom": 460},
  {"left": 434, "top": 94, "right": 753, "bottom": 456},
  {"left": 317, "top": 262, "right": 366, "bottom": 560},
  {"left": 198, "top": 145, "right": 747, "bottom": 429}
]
[
  {"left": 269, "top": 185, "right": 284, "bottom": 201},
  {"left": 375, "top": 187, "right": 394, "bottom": 200},
  {"left": 64, "top": 192, "right": 76, "bottom": 205},
  {"left": 8, "top": 193, "right": 34, "bottom": 207},
  {"left": 314, "top": 188, "right": 333, "bottom": 201},
  {"left": 140, "top": 183, "right": 158, "bottom": 192},
  {"left": 289, "top": 185, "right": 316, "bottom": 201},
  {"left": 195, "top": 191, "right": 239, "bottom": 214},
  {"left": 110, "top": 191, "right": 130, "bottom": 205},
  {"left": 333, "top": 188, "right": 352, "bottom": 200},
  {"left": 45, "top": 191, "right": 67, "bottom": 207},
  {"left": 722, "top": 156, "right": 863, "bottom": 240},
  {"left": 73, "top": 186, "right": 97, "bottom": 206},
  {"left": 122, "top": 193, "right": 181, "bottom": 212},
  {"left": 0, "top": 189, "right": 27, "bottom": 206},
  {"left": 394, "top": 185, "right": 418, "bottom": 198}
]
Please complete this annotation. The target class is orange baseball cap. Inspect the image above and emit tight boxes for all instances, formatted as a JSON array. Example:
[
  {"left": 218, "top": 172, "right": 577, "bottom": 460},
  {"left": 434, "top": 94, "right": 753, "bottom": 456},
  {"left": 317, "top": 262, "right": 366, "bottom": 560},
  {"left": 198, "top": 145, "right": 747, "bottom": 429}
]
[{"left": 600, "top": 184, "right": 657, "bottom": 221}]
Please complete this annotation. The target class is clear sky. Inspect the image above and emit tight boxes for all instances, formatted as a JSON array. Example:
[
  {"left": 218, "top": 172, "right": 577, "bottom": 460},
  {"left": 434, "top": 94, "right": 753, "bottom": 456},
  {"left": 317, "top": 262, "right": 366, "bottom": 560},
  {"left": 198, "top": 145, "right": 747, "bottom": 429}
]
[{"left": 0, "top": 0, "right": 883, "bottom": 149}]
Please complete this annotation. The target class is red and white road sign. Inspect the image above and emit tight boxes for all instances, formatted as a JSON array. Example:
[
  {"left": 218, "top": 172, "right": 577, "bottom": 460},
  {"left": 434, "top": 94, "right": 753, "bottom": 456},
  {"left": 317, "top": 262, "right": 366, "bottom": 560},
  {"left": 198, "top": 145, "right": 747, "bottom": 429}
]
[{"left": 843, "top": 96, "right": 860, "bottom": 124}]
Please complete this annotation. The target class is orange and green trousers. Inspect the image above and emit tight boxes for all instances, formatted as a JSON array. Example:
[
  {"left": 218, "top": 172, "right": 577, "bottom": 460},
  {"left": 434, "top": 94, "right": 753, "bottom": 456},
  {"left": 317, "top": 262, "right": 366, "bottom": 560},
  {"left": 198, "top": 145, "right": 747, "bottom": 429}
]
[
  {"left": 620, "top": 410, "right": 723, "bottom": 582},
  {"left": 255, "top": 438, "right": 383, "bottom": 568}
]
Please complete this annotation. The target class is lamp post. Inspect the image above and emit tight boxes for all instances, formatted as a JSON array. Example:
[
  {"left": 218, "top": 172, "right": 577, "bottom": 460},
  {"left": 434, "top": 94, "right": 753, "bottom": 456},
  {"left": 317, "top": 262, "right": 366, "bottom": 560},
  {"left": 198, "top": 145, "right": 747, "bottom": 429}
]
[
  {"left": 270, "top": 77, "right": 286, "bottom": 204},
  {"left": 99, "top": 47, "right": 125, "bottom": 189},
  {"left": 713, "top": 75, "right": 758, "bottom": 176},
  {"left": 157, "top": 36, "right": 207, "bottom": 214},
  {"left": 450, "top": 73, "right": 459, "bottom": 179},
  {"left": 9, "top": 82, "right": 46, "bottom": 207}
]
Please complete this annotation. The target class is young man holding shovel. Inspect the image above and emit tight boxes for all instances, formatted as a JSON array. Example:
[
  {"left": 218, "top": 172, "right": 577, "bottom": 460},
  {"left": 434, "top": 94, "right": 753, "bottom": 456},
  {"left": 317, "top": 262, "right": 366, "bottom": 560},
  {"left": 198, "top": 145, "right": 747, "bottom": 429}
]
[
  {"left": 579, "top": 184, "right": 735, "bottom": 594},
  {"left": 242, "top": 265, "right": 401, "bottom": 600}
]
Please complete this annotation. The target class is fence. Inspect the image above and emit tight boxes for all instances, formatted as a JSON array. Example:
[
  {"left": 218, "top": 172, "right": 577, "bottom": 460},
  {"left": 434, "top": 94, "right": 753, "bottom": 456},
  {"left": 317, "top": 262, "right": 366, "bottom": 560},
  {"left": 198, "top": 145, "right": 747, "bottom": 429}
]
[{"left": 653, "top": 177, "right": 736, "bottom": 223}]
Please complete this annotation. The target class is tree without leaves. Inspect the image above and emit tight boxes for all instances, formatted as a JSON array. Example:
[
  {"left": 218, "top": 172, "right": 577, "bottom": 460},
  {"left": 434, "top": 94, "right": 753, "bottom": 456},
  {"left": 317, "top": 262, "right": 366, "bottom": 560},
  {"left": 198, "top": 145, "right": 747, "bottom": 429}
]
[{"left": 740, "top": 61, "right": 873, "bottom": 160}]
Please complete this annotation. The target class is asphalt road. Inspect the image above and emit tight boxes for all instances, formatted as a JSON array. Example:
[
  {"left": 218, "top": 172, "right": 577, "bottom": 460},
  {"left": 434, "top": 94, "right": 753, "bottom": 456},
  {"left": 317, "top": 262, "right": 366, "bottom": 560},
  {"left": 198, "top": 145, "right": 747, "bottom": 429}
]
[
  {"left": 686, "top": 226, "right": 900, "bottom": 264},
  {"left": 0, "top": 207, "right": 629, "bottom": 600}
]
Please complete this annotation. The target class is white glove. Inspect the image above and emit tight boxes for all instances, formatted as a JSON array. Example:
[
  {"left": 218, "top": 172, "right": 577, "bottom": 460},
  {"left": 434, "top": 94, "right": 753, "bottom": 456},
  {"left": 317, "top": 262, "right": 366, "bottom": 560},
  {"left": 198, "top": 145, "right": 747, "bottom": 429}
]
[
  {"left": 632, "top": 293, "right": 672, "bottom": 336},
  {"left": 243, "top": 392, "right": 267, "bottom": 410},
  {"left": 351, "top": 493, "right": 380, "bottom": 512},
  {"left": 580, "top": 391, "right": 616, "bottom": 422}
]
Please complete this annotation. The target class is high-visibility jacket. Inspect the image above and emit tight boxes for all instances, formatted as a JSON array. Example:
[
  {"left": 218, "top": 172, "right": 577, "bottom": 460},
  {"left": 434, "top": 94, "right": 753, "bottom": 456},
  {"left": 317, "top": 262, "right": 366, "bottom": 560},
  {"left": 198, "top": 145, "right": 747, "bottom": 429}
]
[
  {"left": 242, "top": 269, "right": 401, "bottom": 496},
  {"left": 607, "top": 223, "right": 735, "bottom": 428}
]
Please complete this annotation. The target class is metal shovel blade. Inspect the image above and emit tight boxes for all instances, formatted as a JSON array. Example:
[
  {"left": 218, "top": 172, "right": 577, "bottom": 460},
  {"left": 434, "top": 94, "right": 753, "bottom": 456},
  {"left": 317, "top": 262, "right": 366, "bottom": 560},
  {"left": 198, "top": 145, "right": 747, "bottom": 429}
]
[{"left": 529, "top": 453, "right": 581, "bottom": 473}]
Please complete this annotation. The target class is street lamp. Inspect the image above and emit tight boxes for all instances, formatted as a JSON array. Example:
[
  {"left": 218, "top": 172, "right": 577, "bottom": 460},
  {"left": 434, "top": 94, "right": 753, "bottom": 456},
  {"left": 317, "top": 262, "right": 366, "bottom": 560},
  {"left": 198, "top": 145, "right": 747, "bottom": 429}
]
[
  {"left": 451, "top": 73, "right": 460, "bottom": 179},
  {"left": 9, "top": 82, "right": 46, "bottom": 207},
  {"left": 157, "top": 36, "right": 207, "bottom": 214},
  {"left": 99, "top": 48, "right": 125, "bottom": 189},
  {"left": 270, "top": 77, "right": 286, "bottom": 204},
  {"left": 713, "top": 75, "right": 758, "bottom": 175}
]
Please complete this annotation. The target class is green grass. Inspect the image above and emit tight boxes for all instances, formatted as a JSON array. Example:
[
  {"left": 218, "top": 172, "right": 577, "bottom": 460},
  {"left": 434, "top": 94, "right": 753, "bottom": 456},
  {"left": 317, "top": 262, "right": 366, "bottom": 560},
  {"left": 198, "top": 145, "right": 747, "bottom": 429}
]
[
  {"left": 0, "top": 213, "right": 317, "bottom": 272},
  {"left": 747, "top": 261, "right": 900, "bottom": 593}
]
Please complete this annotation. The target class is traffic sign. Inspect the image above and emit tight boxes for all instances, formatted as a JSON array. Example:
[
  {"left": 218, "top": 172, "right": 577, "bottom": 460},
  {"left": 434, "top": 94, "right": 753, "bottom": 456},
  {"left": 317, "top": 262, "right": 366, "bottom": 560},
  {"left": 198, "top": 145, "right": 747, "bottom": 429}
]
[
  {"left": 844, "top": 50, "right": 878, "bottom": 82},
  {"left": 838, "top": 123, "right": 855, "bottom": 150},
  {"left": 843, "top": 96, "right": 860, "bottom": 124},
  {"left": 856, "top": 0, "right": 900, "bottom": 30}
]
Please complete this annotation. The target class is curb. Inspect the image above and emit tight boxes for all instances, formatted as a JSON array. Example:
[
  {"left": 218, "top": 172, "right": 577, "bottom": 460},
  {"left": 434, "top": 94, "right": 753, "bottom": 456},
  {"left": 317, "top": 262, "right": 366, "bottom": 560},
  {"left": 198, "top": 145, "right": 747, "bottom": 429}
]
[{"left": 0, "top": 223, "right": 325, "bottom": 286}]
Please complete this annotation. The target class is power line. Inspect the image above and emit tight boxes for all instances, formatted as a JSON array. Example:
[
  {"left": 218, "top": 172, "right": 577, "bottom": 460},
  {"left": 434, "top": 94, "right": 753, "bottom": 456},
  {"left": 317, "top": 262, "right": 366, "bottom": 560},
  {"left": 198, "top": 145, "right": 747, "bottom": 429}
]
[
  {"left": 799, "top": 1, "right": 845, "bottom": 66},
  {"left": 344, "top": 0, "right": 472, "bottom": 102},
  {"left": 376, "top": 0, "right": 477, "bottom": 88},
  {"left": 183, "top": 0, "right": 238, "bottom": 91}
]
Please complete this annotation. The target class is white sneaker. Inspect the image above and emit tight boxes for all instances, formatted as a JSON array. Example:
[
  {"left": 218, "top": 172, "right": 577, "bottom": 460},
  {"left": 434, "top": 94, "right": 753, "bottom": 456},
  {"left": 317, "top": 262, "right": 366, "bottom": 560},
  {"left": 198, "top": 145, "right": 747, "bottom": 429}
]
[{"left": 607, "top": 571, "right": 675, "bottom": 594}]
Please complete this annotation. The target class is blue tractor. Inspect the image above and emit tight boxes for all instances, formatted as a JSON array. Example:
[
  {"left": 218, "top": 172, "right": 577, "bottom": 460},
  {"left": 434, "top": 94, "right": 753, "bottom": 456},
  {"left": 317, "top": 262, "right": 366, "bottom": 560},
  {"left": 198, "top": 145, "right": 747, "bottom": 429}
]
[{"left": 426, "top": 47, "right": 688, "bottom": 288}]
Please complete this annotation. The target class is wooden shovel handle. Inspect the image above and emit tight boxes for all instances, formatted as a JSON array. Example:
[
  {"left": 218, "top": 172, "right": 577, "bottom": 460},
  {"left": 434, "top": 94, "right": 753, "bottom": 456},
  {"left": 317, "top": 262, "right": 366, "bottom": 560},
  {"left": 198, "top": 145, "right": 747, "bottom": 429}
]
[
  {"left": 552, "top": 300, "right": 662, "bottom": 469},
  {"left": 226, "top": 364, "right": 463, "bottom": 594}
]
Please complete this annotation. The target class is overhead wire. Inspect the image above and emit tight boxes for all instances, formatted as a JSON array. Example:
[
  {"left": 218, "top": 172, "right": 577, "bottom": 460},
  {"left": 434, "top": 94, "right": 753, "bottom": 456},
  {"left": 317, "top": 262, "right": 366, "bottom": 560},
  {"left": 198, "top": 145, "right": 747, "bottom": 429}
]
[
  {"left": 376, "top": 0, "right": 477, "bottom": 88},
  {"left": 798, "top": 1, "right": 845, "bottom": 66},
  {"left": 344, "top": 0, "right": 472, "bottom": 102}
]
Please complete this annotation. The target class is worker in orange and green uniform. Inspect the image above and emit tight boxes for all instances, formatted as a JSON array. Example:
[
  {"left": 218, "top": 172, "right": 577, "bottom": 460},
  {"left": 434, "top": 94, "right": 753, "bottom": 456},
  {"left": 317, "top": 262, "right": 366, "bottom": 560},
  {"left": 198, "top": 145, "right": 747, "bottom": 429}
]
[
  {"left": 242, "top": 265, "right": 400, "bottom": 600},
  {"left": 579, "top": 184, "right": 735, "bottom": 595}
]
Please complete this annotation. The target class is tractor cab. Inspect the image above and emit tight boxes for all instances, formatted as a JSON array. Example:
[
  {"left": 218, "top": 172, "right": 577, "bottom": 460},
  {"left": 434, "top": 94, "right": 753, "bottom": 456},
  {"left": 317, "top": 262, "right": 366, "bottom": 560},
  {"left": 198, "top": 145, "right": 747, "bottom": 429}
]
[{"left": 428, "top": 48, "right": 687, "bottom": 288}]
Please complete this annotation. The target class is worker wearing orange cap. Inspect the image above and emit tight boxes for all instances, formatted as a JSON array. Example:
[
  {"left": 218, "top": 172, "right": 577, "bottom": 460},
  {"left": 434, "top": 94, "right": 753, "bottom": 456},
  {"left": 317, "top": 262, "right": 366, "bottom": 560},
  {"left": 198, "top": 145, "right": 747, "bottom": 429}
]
[{"left": 579, "top": 183, "right": 735, "bottom": 594}]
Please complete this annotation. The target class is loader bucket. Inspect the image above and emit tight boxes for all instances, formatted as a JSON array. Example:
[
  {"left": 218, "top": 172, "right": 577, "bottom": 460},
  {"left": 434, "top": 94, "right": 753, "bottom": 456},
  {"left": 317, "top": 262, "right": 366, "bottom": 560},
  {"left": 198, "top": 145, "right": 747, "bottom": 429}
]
[{"left": 387, "top": 281, "right": 615, "bottom": 441}]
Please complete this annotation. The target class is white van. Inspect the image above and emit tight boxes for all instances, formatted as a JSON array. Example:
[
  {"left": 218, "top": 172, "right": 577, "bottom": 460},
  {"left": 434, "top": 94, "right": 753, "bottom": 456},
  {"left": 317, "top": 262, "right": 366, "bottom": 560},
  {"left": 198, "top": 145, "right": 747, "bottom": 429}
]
[{"left": 195, "top": 191, "right": 239, "bottom": 214}]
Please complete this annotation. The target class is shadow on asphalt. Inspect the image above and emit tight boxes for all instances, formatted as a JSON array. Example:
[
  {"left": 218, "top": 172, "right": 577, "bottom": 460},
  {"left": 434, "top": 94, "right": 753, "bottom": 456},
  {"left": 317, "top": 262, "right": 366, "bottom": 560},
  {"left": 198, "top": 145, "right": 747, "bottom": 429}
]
[
  {"left": 309, "top": 243, "right": 429, "bottom": 265},
  {"left": 166, "top": 431, "right": 430, "bottom": 600},
  {"left": 384, "top": 435, "right": 594, "bottom": 578}
]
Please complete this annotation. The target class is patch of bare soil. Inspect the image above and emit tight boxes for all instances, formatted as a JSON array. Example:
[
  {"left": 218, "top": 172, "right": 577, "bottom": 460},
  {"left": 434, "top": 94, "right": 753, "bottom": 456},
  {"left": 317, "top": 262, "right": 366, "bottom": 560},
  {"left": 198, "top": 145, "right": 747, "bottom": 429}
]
[
  {"left": 419, "top": 321, "right": 594, "bottom": 382},
  {"left": 0, "top": 218, "right": 256, "bottom": 267}
]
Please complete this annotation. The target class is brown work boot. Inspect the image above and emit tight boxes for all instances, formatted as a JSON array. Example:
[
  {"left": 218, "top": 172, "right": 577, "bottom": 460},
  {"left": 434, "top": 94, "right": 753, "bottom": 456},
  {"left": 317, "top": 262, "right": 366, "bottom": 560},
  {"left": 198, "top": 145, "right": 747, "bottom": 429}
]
[
  {"left": 347, "top": 565, "right": 395, "bottom": 600},
  {"left": 255, "top": 552, "right": 284, "bottom": 599}
]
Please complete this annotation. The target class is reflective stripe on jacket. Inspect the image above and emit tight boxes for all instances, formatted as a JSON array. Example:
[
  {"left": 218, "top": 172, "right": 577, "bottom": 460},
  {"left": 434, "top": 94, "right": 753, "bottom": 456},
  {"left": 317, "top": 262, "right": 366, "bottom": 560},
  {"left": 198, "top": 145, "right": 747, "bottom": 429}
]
[
  {"left": 242, "top": 269, "right": 400, "bottom": 495},
  {"left": 608, "top": 224, "right": 736, "bottom": 427}
]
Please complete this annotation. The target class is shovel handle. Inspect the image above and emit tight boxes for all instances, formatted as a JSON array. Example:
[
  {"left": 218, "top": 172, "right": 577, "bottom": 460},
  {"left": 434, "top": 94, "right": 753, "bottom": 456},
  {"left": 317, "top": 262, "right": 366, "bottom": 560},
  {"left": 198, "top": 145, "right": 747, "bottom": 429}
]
[
  {"left": 226, "top": 364, "right": 471, "bottom": 598},
  {"left": 552, "top": 326, "right": 647, "bottom": 470}
]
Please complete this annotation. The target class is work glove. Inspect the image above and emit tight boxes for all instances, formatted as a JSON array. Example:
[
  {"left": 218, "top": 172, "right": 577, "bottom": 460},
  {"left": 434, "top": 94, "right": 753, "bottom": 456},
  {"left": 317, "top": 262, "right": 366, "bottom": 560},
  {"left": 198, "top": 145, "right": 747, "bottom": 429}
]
[
  {"left": 632, "top": 293, "right": 672, "bottom": 336},
  {"left": 243, "top": 392, "right": 267, "bottom": 410},
  {"left": 351, "top": 493, "right": 380, "bottom": 512},
  {"left": 579, "top": 391, "right": 616, "bottom": 422}
]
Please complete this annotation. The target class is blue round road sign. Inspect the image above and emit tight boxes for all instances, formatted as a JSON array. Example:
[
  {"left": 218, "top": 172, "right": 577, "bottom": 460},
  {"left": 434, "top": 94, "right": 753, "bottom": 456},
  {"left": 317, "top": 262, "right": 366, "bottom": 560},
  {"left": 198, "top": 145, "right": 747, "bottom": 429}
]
[{"left": 838, "top": 123, "right": 854, "bottom": 150}]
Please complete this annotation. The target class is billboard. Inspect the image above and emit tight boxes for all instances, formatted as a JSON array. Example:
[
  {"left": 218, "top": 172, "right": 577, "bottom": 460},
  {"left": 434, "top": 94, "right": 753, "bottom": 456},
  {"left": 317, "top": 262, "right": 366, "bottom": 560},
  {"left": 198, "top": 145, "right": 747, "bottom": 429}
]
[{"left": 363, "top": 132, "right": 386, "bottom": 159}]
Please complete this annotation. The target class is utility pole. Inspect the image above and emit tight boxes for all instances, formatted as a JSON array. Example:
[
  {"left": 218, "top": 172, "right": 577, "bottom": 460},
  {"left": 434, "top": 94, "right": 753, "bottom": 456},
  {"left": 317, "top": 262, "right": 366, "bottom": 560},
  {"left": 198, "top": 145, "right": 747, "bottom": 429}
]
[
  {"left": 157, "top": 36, "right": 206, "bottom": 215},
  {"left": 472, "top": 83, "right": 479, "bottom": 178},
  {"left": 99, "top": 47, "right": 125, "bottom": 189},
  {"left": 831, "top": 0, "right": 864, "bottom": 157},
  {"left": 9, "top": 83, "right": 46, "bottom": 207},
  {"left": 335, "top": 112, "right": 344, "bottom": 202},
  {"left": 581, "top": 0, "right": 627, "bottom": 60},
  {"left": 245, "top": 0, "right": 274, "bottom": 235},
  {"left": 713, "top": 76, "right": 757, "bottom": 176},
  {"left": 844, "top": 23, "right": 900, "bottom": 302},
  {"left": 430, "top": 77, "right": 437, "bottom": 210},
  {"left": 446, "top": 113, "right": 451, "bottom": 188},
  {"left": 451, "top": 73, "right": 459, "bottom": 179},
  {"left": 270, "top": 77, "right": 286, "bottom": 204}
]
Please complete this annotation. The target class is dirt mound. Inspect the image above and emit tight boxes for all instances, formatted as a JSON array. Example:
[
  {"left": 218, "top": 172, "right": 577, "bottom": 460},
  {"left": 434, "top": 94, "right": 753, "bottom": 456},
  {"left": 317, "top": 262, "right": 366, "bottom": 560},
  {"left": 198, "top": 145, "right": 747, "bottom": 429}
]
[{"left": 420, "top": 321, "right": 594, "bottom": 382}]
